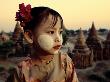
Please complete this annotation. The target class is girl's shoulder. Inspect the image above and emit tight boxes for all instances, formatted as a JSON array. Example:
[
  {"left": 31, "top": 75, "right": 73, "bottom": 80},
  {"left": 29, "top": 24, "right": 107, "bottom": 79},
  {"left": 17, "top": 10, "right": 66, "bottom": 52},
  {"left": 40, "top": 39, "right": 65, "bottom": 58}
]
[
  {"left": 59, "top": 51, "right": 74, "bottom": 72},
  {"left": 59, "top": 51, "right": 76, "bottom": 81},
  {"left": 0, "top": 57, "right": 30, "bottom": 82},
  {"left": 60, "top": 51, "right": 73, "bottom": 65},
  {"left": 8, "top": 57, "right": 31, "bottom": 65},
  {"left": 5, "top": 57, "right": 32, "bottom": 72}
]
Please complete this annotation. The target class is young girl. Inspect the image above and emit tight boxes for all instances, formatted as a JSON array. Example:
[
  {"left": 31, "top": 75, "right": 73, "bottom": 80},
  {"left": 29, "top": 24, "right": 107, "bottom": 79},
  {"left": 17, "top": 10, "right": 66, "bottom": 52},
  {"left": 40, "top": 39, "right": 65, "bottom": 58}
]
[{"left": 6, "top": 3, "right": 78, "bottom": 82}]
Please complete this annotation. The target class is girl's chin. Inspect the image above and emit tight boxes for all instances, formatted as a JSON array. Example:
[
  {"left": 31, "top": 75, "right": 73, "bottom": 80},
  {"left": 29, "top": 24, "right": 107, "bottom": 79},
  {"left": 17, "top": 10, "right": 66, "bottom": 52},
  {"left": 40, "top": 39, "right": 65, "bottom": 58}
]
[{"left": 47, "top": 49, "right": 59, "bottom": 55}]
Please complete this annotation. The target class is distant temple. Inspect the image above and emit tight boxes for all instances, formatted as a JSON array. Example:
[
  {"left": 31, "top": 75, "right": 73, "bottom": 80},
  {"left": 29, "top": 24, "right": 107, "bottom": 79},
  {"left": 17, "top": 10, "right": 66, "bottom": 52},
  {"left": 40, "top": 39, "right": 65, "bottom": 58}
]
[
  {"left": 12, "top": 21, "right": 23, "bottom": 42},
  {"left": 11, "top": 22, "right": 25, "bottom": 57},
  {"left": 67, "top": 22, "right": 110, "bottom": 69},
  {"left": 72, "top": 28, "right": 93, "bottom": 69},
  {"left": 103, "top": 31, "right": 110, "bottom": 59},
  {"left": 0, "top": 30, "right": 10, "bottom": 42},
  {"left": 86, "top": 22, "right": 103, "bottom": 61}
]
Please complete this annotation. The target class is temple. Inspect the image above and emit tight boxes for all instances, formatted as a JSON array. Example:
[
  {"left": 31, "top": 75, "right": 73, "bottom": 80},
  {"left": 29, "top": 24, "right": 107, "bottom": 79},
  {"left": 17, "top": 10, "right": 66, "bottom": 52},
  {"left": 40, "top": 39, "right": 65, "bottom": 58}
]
[
  {"left": 103, "top": 30, "right": 110, "bottom": 59},
  {"left": 72, "top": 28, "right": 93, "bottom": 69},
  {"left": 86, "top": 22, "right": 103, "bottom": 61},
  {"left": 12, "top": 21, "right": 23, "bottom": 42}
]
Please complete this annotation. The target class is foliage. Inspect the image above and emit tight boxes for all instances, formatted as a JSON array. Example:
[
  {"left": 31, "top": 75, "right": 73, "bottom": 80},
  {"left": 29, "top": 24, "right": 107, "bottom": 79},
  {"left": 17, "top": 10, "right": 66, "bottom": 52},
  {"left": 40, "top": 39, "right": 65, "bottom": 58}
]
[
  {"left": 98, "top": 28, "right": 108, "bottom": 33},
  {"left": 3, "top": 40, "right": 14, "bottom": 47},
  {"left": 103, "top": 70, "right": 110, "bottom": 79},
  {"left": 0, "top": 66, "right": 5, "bottom": 72},
  {"left": 1, "top": 40, "right": 14, "bottom": 47},
  {"left": 0, "top": 40, "right": 14, "bottom": 55},
  {"left": 65, "top": 29, "right": 75, "bottom": 36},
  {"left": 62, "top": 29, "right": 68, "bottom": 45},
  {"left": 88, "top": 74, "right": 107, "bottom": 82},
  {"left": 8, "top": 67, "right": 16, "bottom": 74}
]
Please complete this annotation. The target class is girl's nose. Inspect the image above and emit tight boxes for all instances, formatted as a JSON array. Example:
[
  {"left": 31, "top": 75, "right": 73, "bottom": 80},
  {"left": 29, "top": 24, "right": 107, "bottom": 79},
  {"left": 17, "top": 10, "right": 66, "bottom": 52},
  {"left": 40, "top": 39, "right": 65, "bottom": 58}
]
[
  {"left": 55, "top": 39, "right": 60, "bottom": 42},
  {"left": 55, "top": 37, "right": 60, "bottom": 42}
]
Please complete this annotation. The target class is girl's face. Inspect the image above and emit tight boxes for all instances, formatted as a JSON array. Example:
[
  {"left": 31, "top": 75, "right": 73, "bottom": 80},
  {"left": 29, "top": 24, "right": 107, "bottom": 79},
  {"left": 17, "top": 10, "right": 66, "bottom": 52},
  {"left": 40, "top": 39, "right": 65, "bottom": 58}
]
[{"left": 33, "top": 14, "right": 63, "bottom": 55}]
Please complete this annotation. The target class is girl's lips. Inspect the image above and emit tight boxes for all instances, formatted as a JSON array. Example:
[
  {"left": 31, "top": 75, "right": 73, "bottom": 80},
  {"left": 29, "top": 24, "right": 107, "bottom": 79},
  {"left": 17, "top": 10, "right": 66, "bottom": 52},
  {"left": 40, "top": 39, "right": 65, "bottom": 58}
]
[{"left": 53, "top": 45, "right": 61, "bottom": 50}]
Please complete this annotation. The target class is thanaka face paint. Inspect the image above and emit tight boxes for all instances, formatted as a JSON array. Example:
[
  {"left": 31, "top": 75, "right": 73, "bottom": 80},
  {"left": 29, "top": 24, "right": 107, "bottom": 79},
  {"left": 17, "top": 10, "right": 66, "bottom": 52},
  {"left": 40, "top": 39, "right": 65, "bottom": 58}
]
[
  {"left": 37, "top": 34, "right": 54, "bottom": 51},
  {"left": 37, "top": 34, "right": 61, "bottom": 55}
]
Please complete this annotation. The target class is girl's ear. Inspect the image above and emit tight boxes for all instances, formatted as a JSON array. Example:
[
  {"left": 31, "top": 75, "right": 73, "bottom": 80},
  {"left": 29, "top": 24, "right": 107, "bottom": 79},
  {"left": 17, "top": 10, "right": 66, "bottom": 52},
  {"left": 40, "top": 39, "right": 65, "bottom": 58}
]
[{"left": 24, "top": 30, "right": 33, "bottom": 44}]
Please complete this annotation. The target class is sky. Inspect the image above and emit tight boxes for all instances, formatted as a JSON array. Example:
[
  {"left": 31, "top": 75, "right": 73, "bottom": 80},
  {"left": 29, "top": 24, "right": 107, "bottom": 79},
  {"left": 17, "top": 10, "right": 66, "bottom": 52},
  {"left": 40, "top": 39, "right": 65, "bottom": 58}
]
[{"left": 0, "top": 0, "right": 110, "bottom": 32}]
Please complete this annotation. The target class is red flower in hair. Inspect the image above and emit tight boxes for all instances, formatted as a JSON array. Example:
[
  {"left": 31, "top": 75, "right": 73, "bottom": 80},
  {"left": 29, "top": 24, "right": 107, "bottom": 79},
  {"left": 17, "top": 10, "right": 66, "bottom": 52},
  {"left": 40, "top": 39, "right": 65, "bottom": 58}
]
[{"left": 15, "top": 3, "right": 32, "bottom": 27}]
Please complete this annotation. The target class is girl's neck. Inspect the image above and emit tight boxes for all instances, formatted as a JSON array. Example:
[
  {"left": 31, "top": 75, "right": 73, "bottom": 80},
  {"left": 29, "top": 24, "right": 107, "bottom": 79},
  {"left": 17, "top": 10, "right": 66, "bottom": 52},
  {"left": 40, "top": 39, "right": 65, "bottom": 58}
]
[{"left": 30, "top": 44, "right": 54, "bottom": 60}]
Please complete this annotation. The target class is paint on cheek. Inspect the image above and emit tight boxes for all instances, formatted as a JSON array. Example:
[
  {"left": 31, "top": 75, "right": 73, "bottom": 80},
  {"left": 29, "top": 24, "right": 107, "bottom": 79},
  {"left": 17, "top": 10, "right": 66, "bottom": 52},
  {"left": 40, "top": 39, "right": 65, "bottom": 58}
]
[{"left": 37, "top": 34, "right": 54, "bottom": 51}]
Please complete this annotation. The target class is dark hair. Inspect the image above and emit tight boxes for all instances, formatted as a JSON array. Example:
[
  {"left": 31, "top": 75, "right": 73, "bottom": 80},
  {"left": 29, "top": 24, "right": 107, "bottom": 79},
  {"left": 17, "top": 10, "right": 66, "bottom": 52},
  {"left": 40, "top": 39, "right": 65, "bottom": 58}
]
[{"left": 24, "top": 6, "right": 64, "bottom": 31}]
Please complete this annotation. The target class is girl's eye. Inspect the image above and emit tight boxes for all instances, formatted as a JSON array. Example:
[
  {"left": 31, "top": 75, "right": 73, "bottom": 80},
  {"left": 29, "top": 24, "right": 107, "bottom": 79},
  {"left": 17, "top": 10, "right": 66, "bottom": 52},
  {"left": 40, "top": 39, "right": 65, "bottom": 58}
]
[
  {"left": 47, "top": 31, "right": 54, "bottom": 34},
  {"left": 59, "top": 31, "right": 63, "bottom": 34}
]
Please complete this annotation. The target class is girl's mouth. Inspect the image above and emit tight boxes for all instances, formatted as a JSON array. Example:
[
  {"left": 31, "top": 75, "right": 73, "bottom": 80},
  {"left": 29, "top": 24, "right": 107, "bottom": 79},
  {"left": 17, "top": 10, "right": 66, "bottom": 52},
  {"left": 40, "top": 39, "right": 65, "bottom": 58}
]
[{"left": 53, "top": 45, "right": 61, "bottom": 50}]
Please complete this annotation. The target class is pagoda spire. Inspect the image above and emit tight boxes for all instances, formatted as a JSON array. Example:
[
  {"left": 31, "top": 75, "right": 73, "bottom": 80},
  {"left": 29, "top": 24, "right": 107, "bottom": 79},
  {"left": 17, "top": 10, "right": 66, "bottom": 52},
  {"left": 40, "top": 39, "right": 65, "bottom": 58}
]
[
  {"left": 88, "top": 22, "right": 98, "bottom": 38},
  {"left": 86, "top": 22, "right": 103, "bottom": 61},
  {"left": 72, "top": 28, "right": 93, "bottom": 69},
  {"left": 76, "top": 28, "right": 86, "bottom": 46},
  {"left": 103, "top": 30, "right": 110, "bottom": 60},
  {"left": 92, "top": 22, "right": 95, "bottom": 29},
  {"left": 15, "top": 21, "right": 22, "bottom": 30},
  {"left": 12, "top": 21, "right": 23, "bottom": 41}
]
